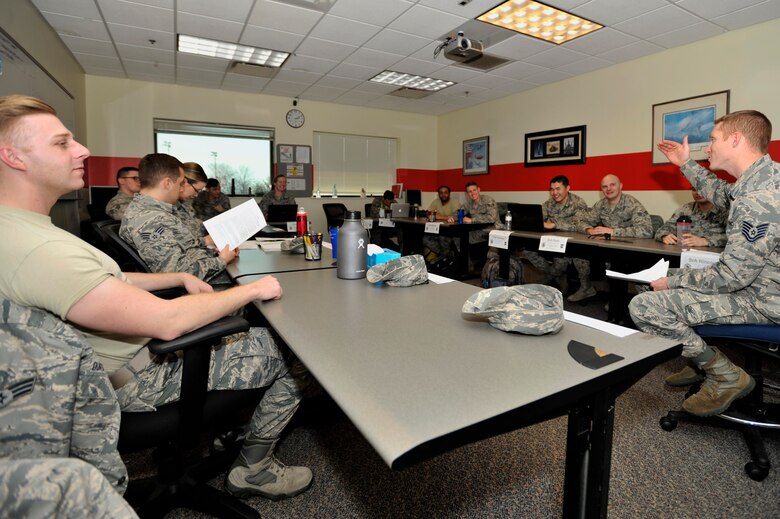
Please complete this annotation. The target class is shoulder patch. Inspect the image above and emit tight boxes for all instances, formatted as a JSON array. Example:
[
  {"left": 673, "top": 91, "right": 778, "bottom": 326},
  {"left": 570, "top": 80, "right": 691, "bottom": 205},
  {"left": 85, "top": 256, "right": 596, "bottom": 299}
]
[
  {"left": 741, "top": 222, "right": 769, "bottom": 242},
  {"left": 140, "top": 225, "right": 166, "bottom": 240}
]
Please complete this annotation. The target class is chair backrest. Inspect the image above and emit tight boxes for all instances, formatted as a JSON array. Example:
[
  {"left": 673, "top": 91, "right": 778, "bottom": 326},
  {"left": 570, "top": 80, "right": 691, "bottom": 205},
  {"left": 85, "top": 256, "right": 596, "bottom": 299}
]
[
  {"left": 365, "top": 203, "right": 372, "bottom": 218},
  {"left": 94, "top": 220, "right": 151, "bottom": 272},
  {"left": 323, "top": 203, "right": 348, "bottom": 229},
  {"left": 651, "top": 214, "right": 664, "bottom": 234}
]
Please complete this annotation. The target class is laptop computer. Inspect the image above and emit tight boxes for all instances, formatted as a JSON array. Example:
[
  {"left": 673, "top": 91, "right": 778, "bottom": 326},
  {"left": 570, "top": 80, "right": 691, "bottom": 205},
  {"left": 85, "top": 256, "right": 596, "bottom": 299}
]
[
  {"left": 505, "top": 203, "right": 547, "bottom": 232},
  {"left": 390, "top": 202, "right": 410, "bottom": 218},
  {"left": 266, "top": 203, "right": 298, "bottom": 223}
]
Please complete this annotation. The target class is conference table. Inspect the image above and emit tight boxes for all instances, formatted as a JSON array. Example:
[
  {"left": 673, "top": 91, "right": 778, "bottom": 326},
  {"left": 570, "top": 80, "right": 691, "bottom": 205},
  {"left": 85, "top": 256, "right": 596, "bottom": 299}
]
[
  {"left": 368, "top": 216, "right": 492, "bottom": 279},
  {"left": 226, "top": 246, "right": 336, "bottom": 280},
  {"left": 238, "top": 269, "right": 681, "bottom": 517},
  {"left": 499, "top": 230, "right": 723, "bottom": 322}
]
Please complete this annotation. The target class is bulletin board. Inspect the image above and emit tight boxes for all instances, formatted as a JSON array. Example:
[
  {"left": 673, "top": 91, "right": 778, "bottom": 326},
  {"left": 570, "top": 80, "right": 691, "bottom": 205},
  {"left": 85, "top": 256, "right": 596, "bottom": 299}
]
[{"left": 276, "top": 144, "right": 312, "bottom": 197}]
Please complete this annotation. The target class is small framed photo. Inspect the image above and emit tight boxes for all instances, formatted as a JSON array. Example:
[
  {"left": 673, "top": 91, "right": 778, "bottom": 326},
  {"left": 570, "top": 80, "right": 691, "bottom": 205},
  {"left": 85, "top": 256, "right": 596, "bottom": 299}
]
[
  {"left": 463, "top": 136, "right": 489, "bottom": 175},
  {"left": 524, "top": 125, "right": 586, "bottom": 167},
  {"left": 652, "top": 90, "right": 730, "bottom": 164}
]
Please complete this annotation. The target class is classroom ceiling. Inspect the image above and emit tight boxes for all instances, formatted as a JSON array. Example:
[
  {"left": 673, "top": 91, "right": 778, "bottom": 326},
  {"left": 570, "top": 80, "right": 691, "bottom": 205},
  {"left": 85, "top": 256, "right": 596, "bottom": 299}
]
[{"left": 30, "top": 0, "right": 780, "bottom": 115}]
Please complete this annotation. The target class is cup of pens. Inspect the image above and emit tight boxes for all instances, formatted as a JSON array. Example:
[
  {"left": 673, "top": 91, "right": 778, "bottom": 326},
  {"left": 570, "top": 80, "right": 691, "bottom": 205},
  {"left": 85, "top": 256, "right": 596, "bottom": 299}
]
[{"left": 304, "top": 233, "right": 322, "bottom": 261}]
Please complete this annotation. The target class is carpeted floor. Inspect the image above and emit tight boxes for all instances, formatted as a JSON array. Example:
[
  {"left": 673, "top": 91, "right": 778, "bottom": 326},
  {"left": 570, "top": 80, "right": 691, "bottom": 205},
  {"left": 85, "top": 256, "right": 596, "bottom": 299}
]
[{"left": 134, "top": 271, "right": 780, "bottom": 518}]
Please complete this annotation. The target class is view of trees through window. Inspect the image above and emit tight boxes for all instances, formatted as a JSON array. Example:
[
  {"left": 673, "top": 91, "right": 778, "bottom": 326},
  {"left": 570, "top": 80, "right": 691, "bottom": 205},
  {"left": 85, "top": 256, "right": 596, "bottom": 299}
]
[{"left": 154, "top": 120, "right": 274, "bottom": 196}]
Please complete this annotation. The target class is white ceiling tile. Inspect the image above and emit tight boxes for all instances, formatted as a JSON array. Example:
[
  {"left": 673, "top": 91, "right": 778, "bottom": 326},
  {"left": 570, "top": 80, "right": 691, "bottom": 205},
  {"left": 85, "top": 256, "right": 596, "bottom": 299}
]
[
  {"left": 712, "top": 1, "right": 780, "bottom": 31},
  {"left": 328, "top": 0, "right": 414, "bottom": 26},
  {"left": 116, "top": 42, "right": 174, "bottom": 64},
  {"left": 178, "top": 0, "right": 255, "bottom": 22},
  {"left": 459, "top": 74, "right": 515, "bottom": 90},
  {"left": 296, "top": 37, "right": 357, "bottom": 60},
  {"left": 677, "top": 0, "right": 766, "bottom": 19},
  {"left": 329, "top": 62, "right": 384, "bottom": 81},
  {"left": 417, "top": 0, "right": 505, "bottom": 18},
  {"left": 177, "top": 77, "right": 224, "bottom": 89},
  {"left": 491, "top": 61, "right": 549, "bottom": 80},
  {"left": 40, "top": 12, "right": 111, "bottom": 40},
  {"left": 388, "top": 5, "right": 468, "bottom": 39},
  {"left": 647, "top": 21, "right": 725, "bottom": 49},
  {"left": 221, "top": 73, "right": 271, "bottom": 92},
  {"left": 240, "top": 26, "right": 304, "bottom": 52},
  {"left": 96, "top": 0, "right": 173, "bottom": 32},
  {"left": 613, "top": 5, "right": 702, "bottom": 40},
  {"left": 391, "top": 57, "right": 445, "bottom": 76},
  {"left": 176, "top": 66, "right": 225, "bottom": 82},
  {"left": 363, "top": 29, "right": 431, "bottom": 56},
  {"left": 309, "top": 15, "right": 382, "bottom": 47},
  {"left": 247, "top": 0, "right": 324, "bottom": 35},
  {"left": 72, "top": 52, "right": 124, "bottom": 70},
  {"left": 486, "top": 34, "right": 555, "bottom": 61},
  {"left": 107, "top": 23, "right": 175, "bottom": 49},
  {"left": 556, "top": 56, "right": 613, "bottom": 76},
  {"left": 368, "top": 96, "right": 412, "bottom": 109},
  {"left": 123, "top": 0, "right": 173, "bottom": 8},
  {"left": 597, "top": 40, "right": 665, "bottom": 63},
  {"left": 32, "top": 0, "right": 101, "bottom": 19},
  {"left": 274, "top": 69, "right": 324, "bottom": 83},
  {"left": 352, "top": 81, "right": 400, "bottom": 94},
  {"left": 176, "top": 53, "right": 231, "bottom": 72},
  {"left": 571, "top": 0, "right": 669, "bottom": 26},
  {"left": 523, "top": 47, "right": 590, "bottom": 68},
  {"left": 124, "top": 59, "right": 175, "bottom": 76},
  {"left": 284, "top": 55, "right": 339, "bottom": 74},
  {"left": 563, "top": 28, "right": 639, "bottom": 55},
  {"left": 177, "top": 12, "right": 244, "bottom": 42},
  {"left": 344, "top": 48, "right": 403, "bottom": 68},
  {"left": 523, "top": 69, "right": 573, "bottom": 86},
  {"left": 59, "top": 35, "right": 117, "bottom": 57},
  {"left": 299, "top": 85, "right": 347, "bottom": 101},
  {"left": 261, "top": 79, "right": 310, "bottom": 96},
  {"left": 432, "top": 65, "right": 482, "bottom": 82},
  {"left": 314, "top": 76, "right": 363, "bottom": 89}
]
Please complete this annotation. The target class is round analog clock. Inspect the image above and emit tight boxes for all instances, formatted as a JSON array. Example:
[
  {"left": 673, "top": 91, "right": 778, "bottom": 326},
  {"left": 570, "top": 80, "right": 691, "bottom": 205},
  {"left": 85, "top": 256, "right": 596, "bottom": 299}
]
[{"left": 286, "top": 108, "right": 305, "bottom": 128}]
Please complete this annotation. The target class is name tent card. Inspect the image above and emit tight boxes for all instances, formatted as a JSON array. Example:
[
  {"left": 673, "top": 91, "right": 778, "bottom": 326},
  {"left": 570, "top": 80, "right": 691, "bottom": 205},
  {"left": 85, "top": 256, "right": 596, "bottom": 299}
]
[
  {"left": 424, "top": 222, "right": 441, "bottom": 234},
  {"left": 286, "top": 221, "right": 296, "bottom": 232},
  {"left": 361, "top": 219, "right": 374, "bottom": 229},
  {"left": 379, "top": 218, "right": 396, "bottom": 228},
  {"left": 488, "top": 230, "right": 512, "bottom": 250},
  {"left": 539, "top": 235, "right": 569, "bottom": 253}
]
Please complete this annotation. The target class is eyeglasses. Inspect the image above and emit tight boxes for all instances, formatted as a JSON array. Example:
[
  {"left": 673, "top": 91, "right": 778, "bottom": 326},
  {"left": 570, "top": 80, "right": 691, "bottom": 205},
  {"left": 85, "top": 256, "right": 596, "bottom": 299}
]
[{"left": 121, "top": 176, "right": 141, "bottom": 181}]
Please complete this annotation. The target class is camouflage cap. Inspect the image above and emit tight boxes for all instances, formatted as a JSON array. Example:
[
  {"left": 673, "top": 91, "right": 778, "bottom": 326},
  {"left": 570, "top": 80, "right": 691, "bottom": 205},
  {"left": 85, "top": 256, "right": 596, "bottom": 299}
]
[
  {"left": 281, "top": 236, "right": 304, "bottom": 254},
  {"left": 366, "top": 254, "right": 429, "bottom": 286},
  {"left": 462, "top": 284, "right": 564, "bottom": 335}
]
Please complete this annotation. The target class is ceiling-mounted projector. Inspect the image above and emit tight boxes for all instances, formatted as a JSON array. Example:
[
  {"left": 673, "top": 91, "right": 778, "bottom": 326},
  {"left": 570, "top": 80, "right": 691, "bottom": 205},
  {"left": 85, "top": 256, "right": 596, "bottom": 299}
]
[{"left": 444, "top": 31, "right": 484, "bottom": 63}]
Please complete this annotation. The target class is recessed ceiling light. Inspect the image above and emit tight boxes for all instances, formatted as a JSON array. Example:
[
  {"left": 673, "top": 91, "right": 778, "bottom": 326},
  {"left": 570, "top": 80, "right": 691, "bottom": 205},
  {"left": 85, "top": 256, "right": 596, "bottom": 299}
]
[
  {"left": 177, "top": 35, "right": 289, "bottom": 67},
  {"left": 370, "top": 71, "right": 454, "bottom": 92},
  {"left": 478, "top": 0, "right": 602, "bottom": 45}
]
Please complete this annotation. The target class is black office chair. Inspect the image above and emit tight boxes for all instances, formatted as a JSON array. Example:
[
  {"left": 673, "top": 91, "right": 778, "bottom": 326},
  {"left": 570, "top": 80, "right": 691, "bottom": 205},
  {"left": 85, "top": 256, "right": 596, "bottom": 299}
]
[
  {"left": 120, "top": 315, "right": 266, "bottom": 518},
  {"left": 93, "top": 220, "right": 151, "bottom": 272},
  {"left": 364, "top": 203, "right": 372, "bottom": 219},
  {"left": 659, "top": 324, "right": 780, "bottom": 481},
  {"left": 323, "top": 203, "right": 348, "bottom": 229}
]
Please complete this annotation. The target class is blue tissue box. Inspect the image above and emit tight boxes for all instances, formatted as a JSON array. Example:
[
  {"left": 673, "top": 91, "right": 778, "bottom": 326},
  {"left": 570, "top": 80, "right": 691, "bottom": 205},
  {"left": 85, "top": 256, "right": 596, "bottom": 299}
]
[{"left": 367, "top": 248, "right": 401, "bottom": 267}]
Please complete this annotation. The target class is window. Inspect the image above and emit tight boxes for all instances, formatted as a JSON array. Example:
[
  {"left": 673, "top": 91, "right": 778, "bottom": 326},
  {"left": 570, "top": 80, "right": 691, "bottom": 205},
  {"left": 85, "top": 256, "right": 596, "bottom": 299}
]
[
  {"left": 313, "top": 132, "right": 397, "bottom": 196},
  {"left": 154, "top": 119, "right": 274, "bottom": 195}
]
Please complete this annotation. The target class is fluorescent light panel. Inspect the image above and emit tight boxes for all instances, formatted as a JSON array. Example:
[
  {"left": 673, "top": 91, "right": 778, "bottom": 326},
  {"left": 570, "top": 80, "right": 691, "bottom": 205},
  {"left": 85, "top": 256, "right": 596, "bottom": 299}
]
[
  {"left": 478, "top": 0, "right": 602, "bottom": 45},
  {"left": 370, "top": 71, "right": 454, "bottom": 92},
  {"left": 178, "top": 35, "right": 289, "bottom": 67}
]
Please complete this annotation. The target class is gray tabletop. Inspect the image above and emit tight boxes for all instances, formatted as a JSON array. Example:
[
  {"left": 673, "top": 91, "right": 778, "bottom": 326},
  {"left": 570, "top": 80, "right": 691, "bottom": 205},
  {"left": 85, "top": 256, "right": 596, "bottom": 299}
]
[
  {"left": 240, "top": 270, "right": 679, "bottom": 468},
  {"left": 227, "top": 247, "right": 337, "bottom": 279}
]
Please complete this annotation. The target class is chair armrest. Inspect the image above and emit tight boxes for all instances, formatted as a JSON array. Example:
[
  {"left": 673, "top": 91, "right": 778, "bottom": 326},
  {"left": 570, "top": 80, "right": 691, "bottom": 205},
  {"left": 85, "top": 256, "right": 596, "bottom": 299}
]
[{"left": 147, "top": 316, "right": 250, "bottom": 356}]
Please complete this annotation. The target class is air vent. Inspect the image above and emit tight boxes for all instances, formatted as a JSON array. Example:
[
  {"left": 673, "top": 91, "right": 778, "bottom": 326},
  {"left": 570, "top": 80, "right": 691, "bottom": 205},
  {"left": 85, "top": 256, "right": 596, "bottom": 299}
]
[
  {"left": 388, "top": 87, "right": 432, "bottom": 99},
  {"left": 454, "top": 54, "right": 510, "bottom": 71},
  {"left": 230, "top": 61, "right": 279, "bottom": 78}
]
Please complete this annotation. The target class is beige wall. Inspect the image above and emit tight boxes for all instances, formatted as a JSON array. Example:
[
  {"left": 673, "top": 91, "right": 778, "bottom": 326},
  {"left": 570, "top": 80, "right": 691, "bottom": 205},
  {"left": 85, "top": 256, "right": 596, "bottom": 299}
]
[
  {"left": 1, "top": 0, "right": 86, "bottom": 138},
  {"left": 85, "top": 77, "right": 438, "bottom": 170}
]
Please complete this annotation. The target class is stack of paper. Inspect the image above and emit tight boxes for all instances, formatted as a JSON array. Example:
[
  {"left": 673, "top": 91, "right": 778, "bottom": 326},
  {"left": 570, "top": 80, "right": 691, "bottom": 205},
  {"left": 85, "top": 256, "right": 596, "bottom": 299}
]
[
  {"left": 256, "top": 238, "right": 285, "bottom": 251},
  {"left": 605, "top": 258, "right": 669, "bottom": 283}
]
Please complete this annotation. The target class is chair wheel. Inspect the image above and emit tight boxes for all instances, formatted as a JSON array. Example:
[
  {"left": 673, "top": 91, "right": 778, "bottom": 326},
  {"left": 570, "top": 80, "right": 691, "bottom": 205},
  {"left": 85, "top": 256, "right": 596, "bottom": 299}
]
[
  {"left": 659, "top": 416, "right": 677, "bottom": 431},
  {"left": 745, "top": 461, "right": 769, "bottom": 481}
]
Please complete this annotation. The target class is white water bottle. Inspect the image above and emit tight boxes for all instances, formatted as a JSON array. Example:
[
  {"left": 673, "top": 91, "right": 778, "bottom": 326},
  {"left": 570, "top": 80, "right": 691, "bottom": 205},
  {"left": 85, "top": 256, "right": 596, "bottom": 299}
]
[{"left": 505, "top": 212, "right": 513, "bottom": 230}]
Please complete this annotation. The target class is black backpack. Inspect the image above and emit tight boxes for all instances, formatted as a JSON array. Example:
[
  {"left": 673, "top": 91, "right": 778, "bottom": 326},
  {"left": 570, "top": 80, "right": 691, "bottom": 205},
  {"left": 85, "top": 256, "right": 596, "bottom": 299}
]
[{"left": 481, "top": 254, "right": 523, "bottom": 288}]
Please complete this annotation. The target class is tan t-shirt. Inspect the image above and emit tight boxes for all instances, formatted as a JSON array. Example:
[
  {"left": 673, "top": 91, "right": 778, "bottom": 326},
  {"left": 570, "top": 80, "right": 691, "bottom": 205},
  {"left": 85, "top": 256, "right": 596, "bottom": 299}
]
[
  {"left": 0, "top": 205, "right": 149, "bottom": 373},
  {"left": 427, "top": 197, "right": 462, "bottom": 218}
]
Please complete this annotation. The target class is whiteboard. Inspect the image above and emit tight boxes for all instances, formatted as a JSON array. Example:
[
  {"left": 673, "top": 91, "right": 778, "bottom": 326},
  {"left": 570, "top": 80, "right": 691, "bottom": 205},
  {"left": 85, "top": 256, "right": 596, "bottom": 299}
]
[{"left": 0, "top": 28, "right": 76, "bottom": 132}]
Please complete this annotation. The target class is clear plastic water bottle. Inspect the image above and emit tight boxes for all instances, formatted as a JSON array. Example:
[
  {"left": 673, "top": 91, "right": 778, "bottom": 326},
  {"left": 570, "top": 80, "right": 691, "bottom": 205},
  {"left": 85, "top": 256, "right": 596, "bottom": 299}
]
[
  {"left": 676, "top": 214, "right": 691, "bottom": 247},
  {"left": 337, "top": 211, "right": 368, "bottom": 279},
  {"left": 505, "top": 212, "right": 513, "bottom": 231}
]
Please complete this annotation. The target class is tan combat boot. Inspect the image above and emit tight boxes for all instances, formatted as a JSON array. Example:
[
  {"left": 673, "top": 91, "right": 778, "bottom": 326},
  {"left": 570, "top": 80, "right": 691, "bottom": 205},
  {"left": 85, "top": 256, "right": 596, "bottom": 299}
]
[
  {"left": 682, "top": 349, "right": 755, "bottom": 417},
  {"left": 665, "top": 364, "right": 705, "bottom": 387},
  {"left": 226, "top": 438, "right": 312, "bottom": 500}
]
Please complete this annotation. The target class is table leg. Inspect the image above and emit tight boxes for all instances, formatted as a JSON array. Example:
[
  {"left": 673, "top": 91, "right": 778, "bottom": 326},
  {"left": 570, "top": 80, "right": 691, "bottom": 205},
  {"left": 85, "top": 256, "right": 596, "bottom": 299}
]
[{"left": 563, "top": 388, "right": 615, "bottom": 519}]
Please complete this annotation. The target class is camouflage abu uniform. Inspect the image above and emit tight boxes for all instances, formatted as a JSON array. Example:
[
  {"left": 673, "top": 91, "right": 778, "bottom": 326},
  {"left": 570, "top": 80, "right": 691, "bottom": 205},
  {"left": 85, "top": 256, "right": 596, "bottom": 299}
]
[
  {"left": 0, "top": 458, "right": 137, "bottom": 518},
  {"left": 193, "top": 190, "right": 231, "bottom": 220},
  {"left": 630, "top": 155, "right": 780, "bottom": 357},
  {"left": 175, "top": 201, "right": 207, "bottom": 244},
  {"left": 579, "top": 193, "right": 654, "bottom": 238},
  {"left": 463, "top": 193, "right": 501, "bottom": 244},
  {"left": 0, "top": 299, "right": 127, "bottom": 494},
  {"left": 121, "top": 193, "right": 229, "bottom": 283},
  {"left": 370, "top": 196, "right": 396, "bottom": 218},
  {"left": 105, "top": 191, "right": 133, "bottom": 220},
  {"left": 259, "top": 191, "right": 297, "bottom": 218},
  {"left": 654, "top": 200, "right": 728, "bottom": 247},
  {"left": 524, "top": 192, "right": 591, "bottom": 283}
]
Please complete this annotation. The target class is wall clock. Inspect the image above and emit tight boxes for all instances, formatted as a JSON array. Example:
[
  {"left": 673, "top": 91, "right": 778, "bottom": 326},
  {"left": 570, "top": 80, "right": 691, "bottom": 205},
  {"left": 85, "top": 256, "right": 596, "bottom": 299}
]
[{"left": 286, "top": 108, "right": 305, "bottom": 128}]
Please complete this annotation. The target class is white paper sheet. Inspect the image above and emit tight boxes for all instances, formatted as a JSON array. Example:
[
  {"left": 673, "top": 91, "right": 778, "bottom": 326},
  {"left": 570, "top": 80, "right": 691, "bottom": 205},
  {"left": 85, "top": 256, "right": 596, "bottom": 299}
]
[
  {"left": 605, "top": 258, "right": 669, "bottom": 283},
  {"left": 427, "top": 273, "right": 455, "bottom": 284},
  {"left": 563, "top": 311, "right": 637, "bottom": 338},
  {"left": 204, "top": 199, "right": 265, "bottom": 250}
]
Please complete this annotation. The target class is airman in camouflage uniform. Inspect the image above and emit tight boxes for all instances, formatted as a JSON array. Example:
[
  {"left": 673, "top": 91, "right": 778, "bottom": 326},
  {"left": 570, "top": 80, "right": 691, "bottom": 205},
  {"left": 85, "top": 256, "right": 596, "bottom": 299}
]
[
  {"left": 105, "top": 166, "right": 142, "bottom": 220},
  {"left": 579, "top": 175, "right": 653, "bottom": 238},
  {"left": 629, "top": 110, "right": 776, "bottom": 417},
  {"left": 0, "top": 458, "right": 137, "bottom": 518},
  {"left": 0, "top": 299, "right": 127, "bottom": 494},
  {"left": 462, "top": 181, "right": 502, "bottom": 243},
  {"left": 370, "top": 190, "right": 397, "bottom": 218},
  {"left": 259, "top": 175, "right": 297, "bottom": 218},
  {"left": 522, "top": 176, "right": 594, "bottom": 302},
  {"left": 654, "top": 188, "right": 728, "bottom": 247},
  {"left": 193, "top": 178, "right": 231, "bottom": 220}
]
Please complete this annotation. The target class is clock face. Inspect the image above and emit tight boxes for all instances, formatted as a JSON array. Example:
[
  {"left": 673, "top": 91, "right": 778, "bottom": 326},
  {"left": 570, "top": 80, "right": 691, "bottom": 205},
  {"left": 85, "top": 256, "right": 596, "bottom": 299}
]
[{"left": 286, "top": 109, "right": 305, "bottom": 128}]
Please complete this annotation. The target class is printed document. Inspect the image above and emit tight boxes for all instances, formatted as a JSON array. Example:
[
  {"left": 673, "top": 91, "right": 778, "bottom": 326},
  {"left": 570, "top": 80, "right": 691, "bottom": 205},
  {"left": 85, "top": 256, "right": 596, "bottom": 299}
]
[
  {"left": 204, "top": 199, "right": 265, "bottom": 250},
  {"left": 605, "top": 258, "right": 669, "bottom": 283}
]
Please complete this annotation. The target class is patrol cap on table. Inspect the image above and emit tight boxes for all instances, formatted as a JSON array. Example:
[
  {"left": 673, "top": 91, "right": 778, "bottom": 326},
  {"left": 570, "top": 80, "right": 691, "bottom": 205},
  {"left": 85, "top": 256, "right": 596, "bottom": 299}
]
[
  {"left": 281, "top": 236, "right": 304, "bottom": 254},
  {"left": 366, "top": 254, "right": 428, "bottom": 287},
  {"left": 462, "top": 284, "right": 564, "bottom": 335}
]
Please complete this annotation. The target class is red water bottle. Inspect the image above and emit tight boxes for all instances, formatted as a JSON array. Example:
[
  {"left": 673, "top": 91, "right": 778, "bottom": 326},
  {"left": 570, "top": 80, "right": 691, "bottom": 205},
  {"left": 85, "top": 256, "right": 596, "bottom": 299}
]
[{"left": 296, "top": 207, "right": 308, "bottom": 236}]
